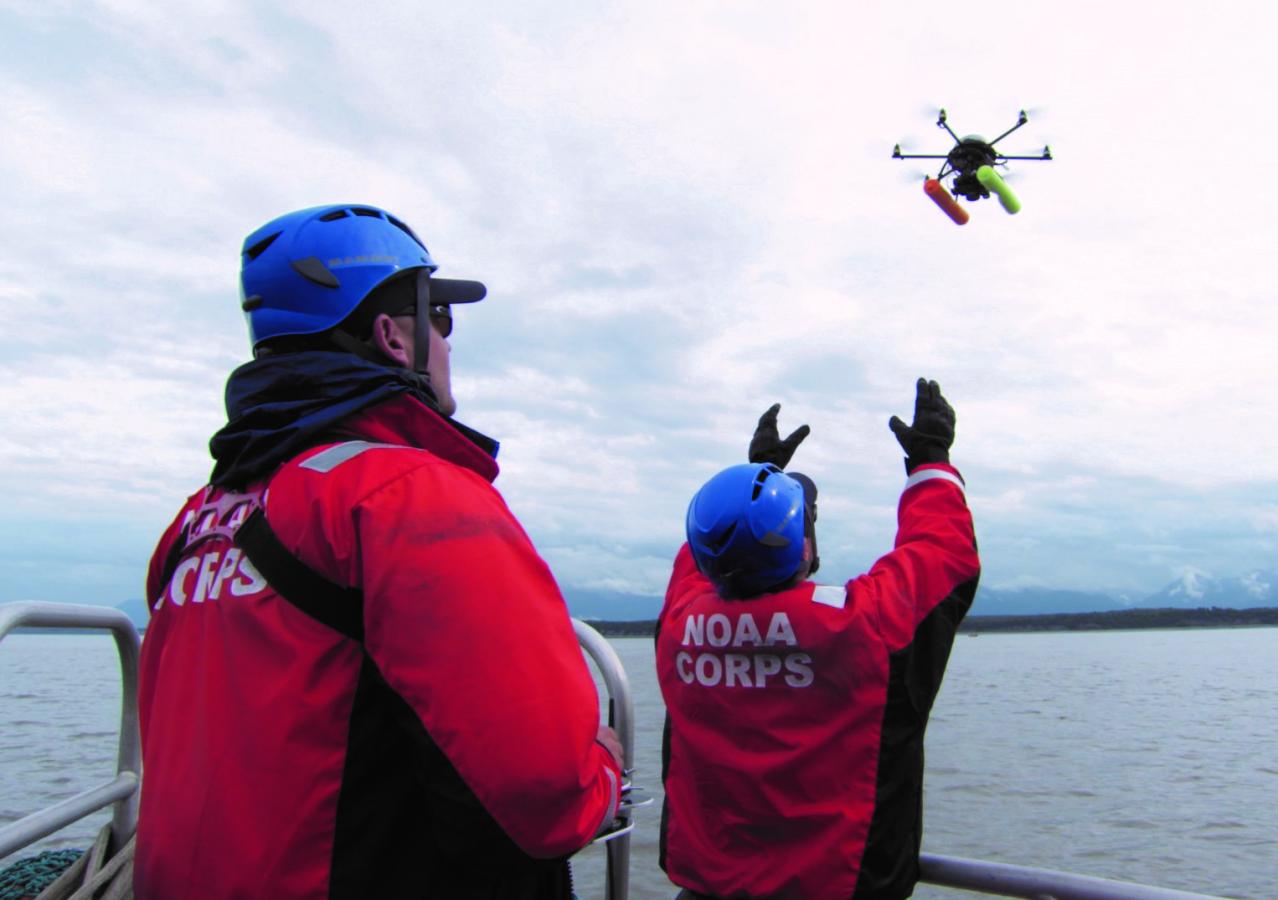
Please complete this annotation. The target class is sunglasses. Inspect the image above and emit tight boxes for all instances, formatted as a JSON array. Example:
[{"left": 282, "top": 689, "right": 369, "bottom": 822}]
[
  {"left": 429, "top": 304, "right": 453, "bottom": 338},
  {"left": 392, "top": 303, "right": 453, "bottom": 338}
]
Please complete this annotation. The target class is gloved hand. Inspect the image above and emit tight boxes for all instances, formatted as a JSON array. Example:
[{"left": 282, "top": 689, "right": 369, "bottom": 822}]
[
  {"left": 888, "top": 378, "right": 955, "bottom": 473},
  {"left": 749, "top": 404, "right": 810, "bottom": 469}
]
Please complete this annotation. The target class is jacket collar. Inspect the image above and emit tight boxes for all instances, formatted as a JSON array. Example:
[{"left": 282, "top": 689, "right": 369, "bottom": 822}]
[
  {"left": 332, "top": 394, "right": 500, "bottom": 483},
  {"left": 209, "top": 351, "right": 499, "bottom": 488}
]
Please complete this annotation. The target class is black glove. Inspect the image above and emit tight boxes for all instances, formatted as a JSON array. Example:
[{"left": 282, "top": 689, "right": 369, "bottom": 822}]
[
  {"left": 888, "top": 378, "right": 955, "bottom": 473},
  {"left": 749, "top": 404, "right": 810, "bottom": 469}
]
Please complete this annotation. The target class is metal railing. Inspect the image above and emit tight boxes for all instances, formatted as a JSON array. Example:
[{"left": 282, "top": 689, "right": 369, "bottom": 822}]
[
  {"left": 573, "top": 618, "right": 637, "bottom": 900},
  {"left": 0, "top": 604, "right": 1228, "bottom": 900},
  {"left": 569, "top": 619, "right": 1223, "bottom": 900},
  {"left": 0, "top": 601, "right": 141, "bottom": 860},
  {"left": 918, "top": 853, "right": 1223, "bottom": 899}
]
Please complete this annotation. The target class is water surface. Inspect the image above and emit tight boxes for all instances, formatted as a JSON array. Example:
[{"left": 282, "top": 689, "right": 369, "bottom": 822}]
[{"left": 3, "top": 628, "right": 1275, "bottom": 898}]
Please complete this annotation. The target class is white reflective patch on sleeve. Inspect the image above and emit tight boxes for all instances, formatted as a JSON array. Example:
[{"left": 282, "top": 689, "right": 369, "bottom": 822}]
[
  {"left": 904, "top": 468, "right": 966, "bottom": 495},
  {"left": 811, "top": 585, "right": 848, "bottom": 609},
  {"left": 299, "top": 441, "right": 403, "bottom": 473}
]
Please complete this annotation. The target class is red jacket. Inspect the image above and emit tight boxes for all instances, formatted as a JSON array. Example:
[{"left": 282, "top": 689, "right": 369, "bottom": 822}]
[
  {"left": 657, "top": 464, "right": 979, "bottom": 900},
  {"left": 135, "top": 394, "right": 620, "bottom": 898}
]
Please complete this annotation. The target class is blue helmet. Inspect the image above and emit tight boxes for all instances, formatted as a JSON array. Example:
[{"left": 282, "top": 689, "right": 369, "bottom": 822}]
[
  {"left": 239, "top": 203, "right": 486, "bottom": 349},
  {"left": 686, "top": 463, "right": 806, "bottom": 598}
]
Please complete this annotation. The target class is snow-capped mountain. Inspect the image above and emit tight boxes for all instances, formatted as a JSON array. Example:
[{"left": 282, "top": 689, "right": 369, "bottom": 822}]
[{"left": 1136, "top": 569, "right": 1278, "bottom": 609}]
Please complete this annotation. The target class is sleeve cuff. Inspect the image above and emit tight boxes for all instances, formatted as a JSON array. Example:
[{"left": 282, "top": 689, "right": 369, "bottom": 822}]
[{"left": 904, "top": 466, "right": 966, "bottom": 495}]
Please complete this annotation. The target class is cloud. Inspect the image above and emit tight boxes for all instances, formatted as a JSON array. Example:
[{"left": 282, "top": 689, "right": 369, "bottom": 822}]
[{"left": 2, "top": 1, "right": 1277, "bottom": 608}]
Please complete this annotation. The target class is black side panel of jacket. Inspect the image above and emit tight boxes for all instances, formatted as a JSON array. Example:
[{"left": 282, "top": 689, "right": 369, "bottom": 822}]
[
  {"left": 658, "top": 712, "right": 674, "bottom": 875},
  {"left": 853, "top": 576, "right": 978, "bottom": 900},
  {"left": 655, "top": 618, "right": 674, "bottom": 876},
  {"left": 329, "top": 657, "right": 572, "bottom": 899}
]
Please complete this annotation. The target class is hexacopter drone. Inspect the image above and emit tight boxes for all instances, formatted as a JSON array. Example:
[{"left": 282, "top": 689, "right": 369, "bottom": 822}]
[{"left": 892, "top": 109, "right": 1052, "bottom": 225}]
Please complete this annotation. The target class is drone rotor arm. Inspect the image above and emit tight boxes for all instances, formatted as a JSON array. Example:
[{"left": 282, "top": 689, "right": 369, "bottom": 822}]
[
  {"left": 988, "top": 110, "right": 1030, "bottom": 147},
  {"left": 937, "top": 116, "right": 961, "bottom": 144}
]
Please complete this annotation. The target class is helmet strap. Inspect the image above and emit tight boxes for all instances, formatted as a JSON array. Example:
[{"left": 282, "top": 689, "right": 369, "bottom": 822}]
[
  {"left": 412, "top": 269, "right": 432, "bottom": 377},
  {"left": 786, "top": 471, "right": 820, "bottom": 578},
  {"left": 327, "top": 328, "right": 392, "bottom": 366},
  {"left": 805, "top": 505, "right": 820, "bottom": 577}
]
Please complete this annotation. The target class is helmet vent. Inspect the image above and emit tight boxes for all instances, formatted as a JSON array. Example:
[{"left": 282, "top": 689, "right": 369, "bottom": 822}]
[
  {"left": 750, "top": 467, "right": 772, "bottom": 500},
  {"left": 705, "top": 522, "right": 738, "bottom": 553},
  {"left": 244, "top": 232, "right": 281, "bottom": 262},
  {"left": 387, "top": 215, "right": 426, "bottom": 249},
  {"left": 318, "top": 209, "right": 349, "bottom": 222},
  {"left": 350, "top": 207, "right": 382, "bottom": 218}
]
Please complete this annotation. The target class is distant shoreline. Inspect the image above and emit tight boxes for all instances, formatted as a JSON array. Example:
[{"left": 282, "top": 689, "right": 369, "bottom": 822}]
[
  {"left": 584, "top": 606, "right": 1278, "bottom": 637},
  {"left": 7, "top": 606, "right": 1278, "bottom": 639}
]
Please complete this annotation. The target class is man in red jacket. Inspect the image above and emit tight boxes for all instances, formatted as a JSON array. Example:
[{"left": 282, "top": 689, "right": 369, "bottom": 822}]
[
  {"left": 657, "top": 381, "right": 980, "bottom": 899},
  {"left": 135, "top": 204, "right": 623, "bottom": 899}
]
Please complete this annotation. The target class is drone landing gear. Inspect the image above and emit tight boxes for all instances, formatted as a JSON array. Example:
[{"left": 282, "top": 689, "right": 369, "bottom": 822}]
[
  {"left": 977, "top": 165, "right": 1021, "bottom": 215},
  {"left": 924, "top": 178, "right": 969, "bottom": 226}
]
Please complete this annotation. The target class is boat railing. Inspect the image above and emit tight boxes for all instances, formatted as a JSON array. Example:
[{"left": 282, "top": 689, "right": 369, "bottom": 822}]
[
  {"left": 918, "top": 852, "right": 1223, "bottom": 899},
  {"left": 573, "top": 618, "right": 636, "bottom": 900},
  {"left": 0, "top": 601, "right": 141, "bottom": 861},
  {"left": 0, "top": 605, "right": 1228, "bottom": 900},
  {"left": 569, "top": 619, "right": 1223, "bottom": 900}
]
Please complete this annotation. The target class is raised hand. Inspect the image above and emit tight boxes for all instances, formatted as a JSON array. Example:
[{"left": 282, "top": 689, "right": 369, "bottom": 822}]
[
  {"left": 749, "top": 404, "right": 810, "bottom": 469},
  {"left": 888, "top": 378, "right": 955, "bottom": 472}
]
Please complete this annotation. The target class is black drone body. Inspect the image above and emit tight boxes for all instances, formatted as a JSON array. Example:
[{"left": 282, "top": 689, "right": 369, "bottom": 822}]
[
  {"left": 943, "top": 136, "right": 1005, "bottom": 201},
  {"left": 892, "top": 109, "right": 1052, "bottom": 223}
]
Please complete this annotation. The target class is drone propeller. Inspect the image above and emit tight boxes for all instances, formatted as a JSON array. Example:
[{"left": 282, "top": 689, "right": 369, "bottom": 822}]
[
  {"left": 897, "top": 167, "right": 932, "bottom": 185},
  {"left": 911, "top": 101, "right": 948, "bottom": 119},
  {"left": 891, "top": 135, "right": 929, "bottom": 154},
  {"left": 1007, "top": 106, "right": 1053, "bottom": 155}
]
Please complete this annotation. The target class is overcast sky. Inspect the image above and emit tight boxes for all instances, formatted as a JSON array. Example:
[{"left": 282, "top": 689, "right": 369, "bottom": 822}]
[{"left": 2, "top": 0, "right": 1275, "bottom": 613}]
